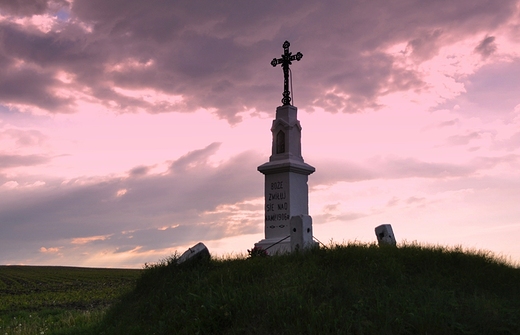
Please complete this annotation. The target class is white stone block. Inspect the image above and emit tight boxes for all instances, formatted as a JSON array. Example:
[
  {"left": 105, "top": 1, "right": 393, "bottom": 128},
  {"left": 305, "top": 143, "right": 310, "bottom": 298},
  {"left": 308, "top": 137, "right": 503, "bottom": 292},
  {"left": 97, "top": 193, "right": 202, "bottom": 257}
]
[
  {"left": 290, "top": 215, "right": 315, "bottom": 251},
  {"left": 375, "top": 224, "right": 396, "bottom": 246},
  {"left": 177, "top": 242, "right": 210, "bottom": 264},
  {"left": 254, "top": 237, "right": 291, "bottom": 255}
]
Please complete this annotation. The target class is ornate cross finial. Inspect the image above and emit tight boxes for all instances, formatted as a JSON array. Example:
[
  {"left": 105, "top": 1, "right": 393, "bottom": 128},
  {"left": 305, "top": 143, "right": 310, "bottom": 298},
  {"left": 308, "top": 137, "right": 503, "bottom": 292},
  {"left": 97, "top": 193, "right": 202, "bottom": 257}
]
[{"left": 271, "top": 40, "right": 303, "bottom": 106}]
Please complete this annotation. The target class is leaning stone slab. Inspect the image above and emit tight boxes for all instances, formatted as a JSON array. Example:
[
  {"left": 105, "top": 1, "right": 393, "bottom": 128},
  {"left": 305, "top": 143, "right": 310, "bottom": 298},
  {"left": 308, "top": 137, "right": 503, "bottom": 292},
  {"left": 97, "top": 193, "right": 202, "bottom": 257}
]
[
  {"left": 177, "top": 242, "right": 210, "bottom": 264},
  {"left": 375, "top": 224, "right": 396, "bottom": 246}
]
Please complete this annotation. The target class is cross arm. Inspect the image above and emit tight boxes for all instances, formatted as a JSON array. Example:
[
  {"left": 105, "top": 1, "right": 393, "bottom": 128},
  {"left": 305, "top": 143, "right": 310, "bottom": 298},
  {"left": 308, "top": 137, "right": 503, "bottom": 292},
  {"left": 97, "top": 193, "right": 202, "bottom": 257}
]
[
  {"left": 271, "top": 58, "right": 282, "bottom": 67},
  {"left": 289, "top": 52, "right": 303, "bottom": 62}
]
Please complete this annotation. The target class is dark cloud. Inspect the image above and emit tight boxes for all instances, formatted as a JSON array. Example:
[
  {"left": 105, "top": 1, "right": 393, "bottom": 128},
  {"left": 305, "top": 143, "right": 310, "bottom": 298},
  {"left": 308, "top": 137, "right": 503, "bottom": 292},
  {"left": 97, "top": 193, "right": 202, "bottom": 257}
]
[
  {"left": 0, "top": 144, "right": 263, "bottom": 263},
  {"left": 0, "top": 153, "right": 49, "bottom": 168},
  {"left": 0, "top": 0, "right": 48, "bottom": 16},
  {"left": 0, "top": 0, "right": 516, "bottom": 122},
  {"left": 406, "top": 29, "right": 444, "bottom": 61},
  {"left": 0, "top": 56, "right": 74, "bottom": 111},
  {"left": 474, "top": 35, "right": 497, "bottom": 58},
  {"left": 128, "top": 165, "right": 150, "bottom": 177}
]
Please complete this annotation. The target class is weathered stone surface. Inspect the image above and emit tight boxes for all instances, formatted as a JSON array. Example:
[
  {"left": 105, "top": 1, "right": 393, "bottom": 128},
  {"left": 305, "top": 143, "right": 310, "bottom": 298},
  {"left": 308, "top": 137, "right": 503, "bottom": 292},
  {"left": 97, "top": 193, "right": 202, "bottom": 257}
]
[
  {"left": 375, "top": 224, "right": 397, "bottom": 246},
  {"left": 254, "top": 237, "right": 291, "bottom": 255},
  {"left": 290, "top": 215, "right": 316, "bottom": 251},
  {"left": 177, "top": 242, "right": 210, "bottom": 264}
]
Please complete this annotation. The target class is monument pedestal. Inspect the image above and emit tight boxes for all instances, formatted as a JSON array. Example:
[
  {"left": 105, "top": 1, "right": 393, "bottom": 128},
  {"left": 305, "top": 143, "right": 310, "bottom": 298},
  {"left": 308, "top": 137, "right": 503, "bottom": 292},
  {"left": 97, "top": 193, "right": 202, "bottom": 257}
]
[{"left": 255, "top": 105, "right": 315, "bottom": 254}]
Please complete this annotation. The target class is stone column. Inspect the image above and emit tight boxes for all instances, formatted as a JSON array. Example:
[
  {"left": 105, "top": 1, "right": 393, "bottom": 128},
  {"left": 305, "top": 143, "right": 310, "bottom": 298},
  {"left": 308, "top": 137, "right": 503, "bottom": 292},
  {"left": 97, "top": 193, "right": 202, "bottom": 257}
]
[{"left": 255, "top": 105, "right": 315, "bottom": 254}]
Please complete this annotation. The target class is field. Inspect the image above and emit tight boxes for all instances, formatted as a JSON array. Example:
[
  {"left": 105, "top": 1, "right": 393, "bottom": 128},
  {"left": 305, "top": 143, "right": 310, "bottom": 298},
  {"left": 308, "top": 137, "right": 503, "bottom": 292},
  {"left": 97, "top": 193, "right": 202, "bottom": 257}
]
[
  {"left": 1, "top": 243, "right": 519, "bottom": 334},
  {"left": 0, "top": 266, "right": 141, "bottom": 335}
]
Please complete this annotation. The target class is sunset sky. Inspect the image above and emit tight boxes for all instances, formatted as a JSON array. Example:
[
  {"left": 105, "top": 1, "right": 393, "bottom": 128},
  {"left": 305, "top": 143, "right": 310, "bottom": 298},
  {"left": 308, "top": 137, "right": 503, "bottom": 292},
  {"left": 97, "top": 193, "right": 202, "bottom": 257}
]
[{"left": 1, "top": 0, "right": 519, "bottom": 268}]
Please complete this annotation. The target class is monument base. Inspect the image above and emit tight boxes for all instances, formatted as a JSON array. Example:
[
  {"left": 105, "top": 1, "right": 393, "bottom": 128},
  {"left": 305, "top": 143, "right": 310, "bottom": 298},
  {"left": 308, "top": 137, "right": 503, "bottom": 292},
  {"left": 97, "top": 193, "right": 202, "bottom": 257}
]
[
  {"left": 255, "top": 214, "right": 318, "bottom": 255},
  {"left": 254, "top": 237, "right": 292, "bottom": 255}
]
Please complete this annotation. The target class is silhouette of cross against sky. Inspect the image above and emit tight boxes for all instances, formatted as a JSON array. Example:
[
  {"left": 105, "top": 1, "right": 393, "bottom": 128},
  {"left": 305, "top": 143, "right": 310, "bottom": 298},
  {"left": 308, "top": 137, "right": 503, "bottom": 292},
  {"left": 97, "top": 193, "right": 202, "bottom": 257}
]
[{"left": 271, "top": 40, "right": 303, "bottom": 106}]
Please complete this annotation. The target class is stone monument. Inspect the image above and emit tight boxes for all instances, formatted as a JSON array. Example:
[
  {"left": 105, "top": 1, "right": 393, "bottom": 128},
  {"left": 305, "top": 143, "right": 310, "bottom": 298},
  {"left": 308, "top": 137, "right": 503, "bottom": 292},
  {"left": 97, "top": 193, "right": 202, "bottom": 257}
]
[{"left": 255, "top": 41, "right": 315, "bottom": 254}]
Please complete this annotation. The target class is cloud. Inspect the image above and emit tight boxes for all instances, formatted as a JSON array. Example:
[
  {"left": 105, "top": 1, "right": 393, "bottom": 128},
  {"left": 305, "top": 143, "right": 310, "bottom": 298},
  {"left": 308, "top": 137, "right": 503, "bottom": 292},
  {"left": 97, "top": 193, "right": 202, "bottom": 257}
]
[
  {"left": 494, "top": 131, "right": 520, "bottom": 151},
  {"left": 406, "top": 29, "right": 444, "bottom": 61},
  {"left": 39, "top": 246, "right": 61, "bottom": 253},
  {"left": 128, "top": 165, "right": 150, "bottom": 177},
  {"left": 0, "top": 128, "right": 46, "bottom": 147},
  {"left": 446, "top": 132, "right": 483, "bottom": 146},
  {"left": 380, "top": 157, "right": 473, "bottom": 178},
  {"left": 0, "top": 153, "right": 49, "bottom": 168},
  {"left": 1, "top": 0, "right": 517, "bottom": 122},
  {"left": 0, "top": 0, "right": 50, "bottom": 16},
  {"left": 445, "top": 60, "right": 520, "bottom": 119},
  {"left": 437, "top": 119, "right": 460, "bottom": 128},
  {"left": 170, "top": 142, "right": 221, "bottom": 172},
  {"left": 474, "top": 35, "right": 497, "bottom": 58},
  {"left": 0, "top": 56, "right": 74, "bottom": 112},
  {"left": 311, "top": 153, "right": 517, "bottom": 187},
  {"left": 0, "top": 144, "right": 263, "bottom": 263}
]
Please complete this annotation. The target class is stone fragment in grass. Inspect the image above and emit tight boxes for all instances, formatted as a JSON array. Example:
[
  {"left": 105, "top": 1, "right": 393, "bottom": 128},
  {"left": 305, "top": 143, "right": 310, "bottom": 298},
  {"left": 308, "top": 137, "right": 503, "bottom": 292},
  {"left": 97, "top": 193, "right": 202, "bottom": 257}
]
[
  {"left": 177, "top": 242, "right": 210, "bottom": 264},
  {"left": 375, "top": 224, "right": 396, "bottom": 246}
]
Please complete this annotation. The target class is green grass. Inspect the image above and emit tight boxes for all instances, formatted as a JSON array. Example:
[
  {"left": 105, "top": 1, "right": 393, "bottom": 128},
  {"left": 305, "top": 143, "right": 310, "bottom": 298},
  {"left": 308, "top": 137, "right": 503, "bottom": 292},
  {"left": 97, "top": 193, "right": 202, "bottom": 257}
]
[
  {"left": 0, "top": 266, "right": 141, "bottom": 335},
  {"left": 75, "top": 243, "right": 519, "bottom": 335},
  {"left": 2, "top": 244, "right": 519, "bottom": 334}
]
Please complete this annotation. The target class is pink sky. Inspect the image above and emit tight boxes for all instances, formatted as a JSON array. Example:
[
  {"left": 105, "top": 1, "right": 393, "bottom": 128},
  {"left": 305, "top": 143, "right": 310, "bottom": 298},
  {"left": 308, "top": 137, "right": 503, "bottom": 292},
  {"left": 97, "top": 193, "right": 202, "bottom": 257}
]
[{"left": 1, "top": 0, "right": 519, "bottom": 267}]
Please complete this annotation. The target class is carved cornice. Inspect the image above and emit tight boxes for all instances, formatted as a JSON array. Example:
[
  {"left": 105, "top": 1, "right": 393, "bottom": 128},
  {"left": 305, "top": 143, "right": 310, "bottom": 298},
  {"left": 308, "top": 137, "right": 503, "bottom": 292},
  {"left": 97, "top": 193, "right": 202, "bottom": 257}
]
[{"left": 258, "top": 159, "right": 315, "bottom": 175}]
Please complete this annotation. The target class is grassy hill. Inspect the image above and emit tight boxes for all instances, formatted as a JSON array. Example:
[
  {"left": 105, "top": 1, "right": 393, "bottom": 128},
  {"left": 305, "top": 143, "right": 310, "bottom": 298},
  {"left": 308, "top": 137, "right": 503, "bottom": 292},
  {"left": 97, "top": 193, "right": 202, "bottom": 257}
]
[{"left": 69, "top": 243, "right": 520, "bottom": 335}]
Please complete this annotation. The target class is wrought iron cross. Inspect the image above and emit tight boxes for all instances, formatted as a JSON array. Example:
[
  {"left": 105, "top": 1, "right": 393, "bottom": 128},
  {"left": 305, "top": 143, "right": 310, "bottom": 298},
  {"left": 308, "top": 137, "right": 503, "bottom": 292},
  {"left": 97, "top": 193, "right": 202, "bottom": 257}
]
[{"left": 271, "top": 40, "right": 303, "bottom": 106}]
